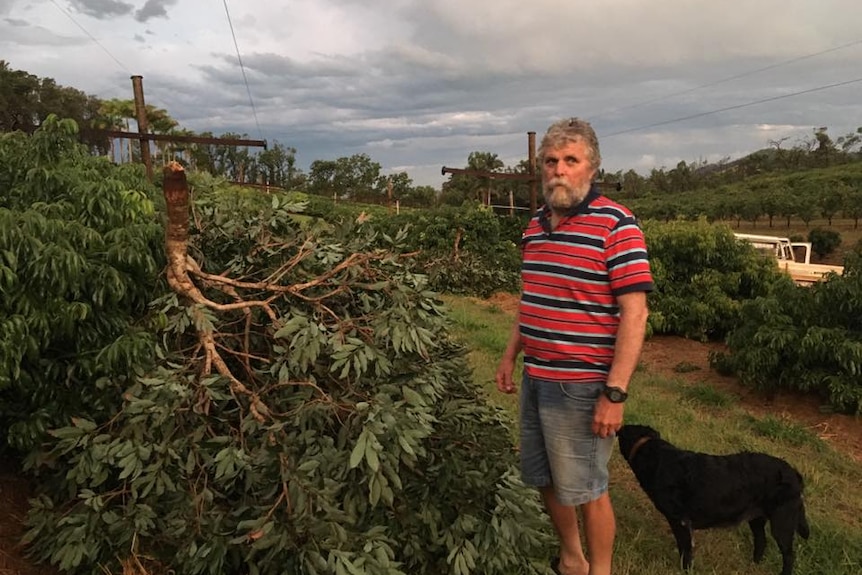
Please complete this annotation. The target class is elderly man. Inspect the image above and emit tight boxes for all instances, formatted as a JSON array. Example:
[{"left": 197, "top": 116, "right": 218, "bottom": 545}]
[{"left": 495, "top": 118, "right": 653, "bottom": 575}]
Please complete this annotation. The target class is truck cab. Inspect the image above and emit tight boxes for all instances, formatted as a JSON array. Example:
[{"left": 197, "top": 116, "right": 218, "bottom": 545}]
[
  {"left": 733, "top": 232, "right": 843, "bottom": 285},
  {"left": 732, "top": 233, "right": 812, "bottom": 263}
]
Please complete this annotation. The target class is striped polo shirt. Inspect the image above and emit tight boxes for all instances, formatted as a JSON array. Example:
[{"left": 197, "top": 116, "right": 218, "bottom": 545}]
[{"left": 519, "top": 185, "right": 654, "bottom": 382}]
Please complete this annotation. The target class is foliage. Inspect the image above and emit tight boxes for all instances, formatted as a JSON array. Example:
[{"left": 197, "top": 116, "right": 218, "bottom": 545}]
[
  {"left": 0, "top": 61, "right": 106, "bottom": 152},
  {"left": 369, "top": 204, "right": 524, "bottom": 297},
  {"left": 712, "top": 253, "right": 862, "bottom": 413},
  {"left": 439, "top": 152, "right": 507, "bottom": 207},
  {"left": 307, "top": 154, "right": 384, "bottom": 202},
  {"left": 636, "top": 219, "right": 861, "bottom": 412},
  {"left": 22, "top": 177, "right": 551, "bottom": 574},
  {"left": 303, "top": 156, "right": 431, "bottom": 207},
  {"left": 807, "top": 227, "right": 842, "bottom": 259},
  {"left": 0, "top": 116, "right": 164, "bottom": 453},
  {"left": 642, "top": 220, "right": 786, "bottom": 341},
  {"left": 182, "top": 137, "right": 304, "bottom": 191},
  {"left": 626, "top": 162, "right": 862, "bottom": 226},
  {"left": 298, "top": 192, "right": 393, "bottom": 223}
]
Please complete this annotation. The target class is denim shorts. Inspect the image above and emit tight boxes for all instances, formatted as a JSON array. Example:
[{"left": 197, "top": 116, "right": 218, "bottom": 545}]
[{"left": 519, "top": 375, "right": 613, "bottom": 506}]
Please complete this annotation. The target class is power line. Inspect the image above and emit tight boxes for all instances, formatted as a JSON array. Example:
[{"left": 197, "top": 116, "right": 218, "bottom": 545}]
[
  {"left": 603, "top": 76, "right": 862, "bottom": 138},
  {"left": 222, "top": 0, "right": 264, "bottom": 142},
  {"left": 48, "top": 0, "right": 130, "bottom": 74},
  {"left": 48, "top": 0, "right": 174, "bottom": 112},
  {"left": 590, "top": 38, "right": 862, "bottom": 121}
]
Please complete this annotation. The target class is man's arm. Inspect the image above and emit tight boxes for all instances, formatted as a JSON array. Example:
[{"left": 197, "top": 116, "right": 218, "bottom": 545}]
[
  {"left": 606, "top": 291, "right": 649, "bottom": 392},
  {"left": 495, "top": 312, "right": 523, "bottom": 394},
  {"left": 592, "top": 291, "right": 649, "bottom": 436}
]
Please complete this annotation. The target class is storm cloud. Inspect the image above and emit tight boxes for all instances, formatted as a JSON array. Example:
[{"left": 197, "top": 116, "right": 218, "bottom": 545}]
[
  {"left": 134, "top": 0, "right": 178, "bottom": 23},
  {"left": 68, "top": 0, "right": 134, "bottom": 19},
  {"left": 2, "top": 0, "right": 862, "bottom": 186}
]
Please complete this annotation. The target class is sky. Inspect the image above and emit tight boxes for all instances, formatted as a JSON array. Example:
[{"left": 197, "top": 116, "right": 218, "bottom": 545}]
[{"left": 2, "top": 0, "right": 862, "bottom": 188}]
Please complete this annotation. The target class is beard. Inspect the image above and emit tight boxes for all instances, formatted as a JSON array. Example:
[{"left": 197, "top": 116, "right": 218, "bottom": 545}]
[{"left": 543, "top": 177, "right": 591, "bottom": 212}]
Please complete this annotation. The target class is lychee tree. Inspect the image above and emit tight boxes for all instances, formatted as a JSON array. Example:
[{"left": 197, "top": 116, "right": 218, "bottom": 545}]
[
  {"left": 0, "top": 115, "right": 164, "bottom": 453},
  {"left": 22, "top": 162, "right": 552, "bottom": 574}
]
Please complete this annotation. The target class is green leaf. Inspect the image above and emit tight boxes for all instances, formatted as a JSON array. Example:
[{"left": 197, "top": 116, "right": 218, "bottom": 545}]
[
  {"left": 365, "top": 441, "right": 380, "bottom": 472},
  {"left": 402, "top": 386, "right": 425, "bottom": 407},
  {"left": 349, "top": 430, "right": 368, "bottom": 469},
  {"left": 297, "top": 459, "right": 321, "bottom": 473}
]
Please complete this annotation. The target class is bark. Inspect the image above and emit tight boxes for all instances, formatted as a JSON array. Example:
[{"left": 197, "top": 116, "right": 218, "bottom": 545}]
[{"left": 162, "top": 161, "right": 267, "bottom": 422}]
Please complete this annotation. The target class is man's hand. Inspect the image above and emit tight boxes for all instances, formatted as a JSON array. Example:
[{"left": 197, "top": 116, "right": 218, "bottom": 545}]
[
  {"left": 495, "top": 357, "right": 517, "bottom": 394},
  {"left": 496, "top": 317, "right": 523, "bottom": 395},
  {"left": 592, "top": 397, "right": 624, "bottom": 438}
]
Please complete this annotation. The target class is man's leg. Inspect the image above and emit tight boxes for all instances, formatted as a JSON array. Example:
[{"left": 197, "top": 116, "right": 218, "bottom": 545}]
[
  {"left": 540, "top": 487, "right": 590, "bottom": 575},
  {"left": 581, "top": 492, "right": 616, "bottom": 575}
]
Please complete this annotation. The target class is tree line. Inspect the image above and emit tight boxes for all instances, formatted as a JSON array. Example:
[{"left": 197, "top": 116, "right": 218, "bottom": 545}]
[
  {"left": 4, "top": 60, "right": 862, "bottom": 217},
  {"left": 0, "top": 61, "right": 437, "bottom": 206}
]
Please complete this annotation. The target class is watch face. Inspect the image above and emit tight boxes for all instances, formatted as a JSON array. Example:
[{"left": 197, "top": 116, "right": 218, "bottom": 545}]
[{"left": 605, "top": 386, "right": 627, "bottom": 403}]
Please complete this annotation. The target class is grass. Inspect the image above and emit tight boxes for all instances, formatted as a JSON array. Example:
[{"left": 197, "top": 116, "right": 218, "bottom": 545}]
[
  {"left": 443, "top": 296, "right": 522, "bottom": 416},
  {"left": 441, "top": 294, "right": 862, "bottom": 575},
  {"left": 679, "top": 382, "right": 735, "bottom": 408}
]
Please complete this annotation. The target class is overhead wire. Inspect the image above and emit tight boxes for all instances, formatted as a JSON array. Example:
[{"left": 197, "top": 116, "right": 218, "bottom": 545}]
[
  {"left": 602, "top": 76, "right": 862, "bottom": 138},
  {"left": 48, "top": 0, "right": 130, "bottom": 74},
  {"left": 47, "top": 0, "right": 178, "bottom": 110},
  {"left": 46, "top": 0, "right": 264, "bottom": 147},
  {"left": 589, "top": 37, "right": 862, "bottom": 122},
  {"left": 222, "top": 0, "right": 265, "bottom": 142},
  {"left": 37, "top": 5, "right": 861, "bottom": 156}
]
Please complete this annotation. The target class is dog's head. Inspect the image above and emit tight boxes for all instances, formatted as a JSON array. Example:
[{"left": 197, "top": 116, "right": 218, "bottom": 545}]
[{"left": 617, "top": 424, "right": 661, "bottom": 462}]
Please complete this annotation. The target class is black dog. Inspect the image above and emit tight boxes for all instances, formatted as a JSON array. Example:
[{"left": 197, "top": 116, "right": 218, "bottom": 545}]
[{"left": 617, "top": 424, "right": 810, "bottom": 575}]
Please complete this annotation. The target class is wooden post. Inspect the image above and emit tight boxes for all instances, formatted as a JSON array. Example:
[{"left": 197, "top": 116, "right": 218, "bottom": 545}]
[{"left": 131, "top": 75, "right": 153, "bottom": 182}]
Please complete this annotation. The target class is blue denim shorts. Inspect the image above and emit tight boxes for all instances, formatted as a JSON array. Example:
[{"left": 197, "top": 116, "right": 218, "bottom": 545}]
[{"left": 519, "top": 375, "right": 613, "bottom": 506}]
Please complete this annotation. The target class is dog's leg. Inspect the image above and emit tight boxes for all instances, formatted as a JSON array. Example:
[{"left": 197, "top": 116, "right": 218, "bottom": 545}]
[
  {"left": 796, "top": 499, "right": 810, "bottom": 540},
  {"left": 769, "top": 504, "right": 800, "bottom": 575},
  {"left": 748, "top": 517, "right": 768, "bottom": 562},
  {"left": 668, "top": 519, "right": 694, "bottom": 570}
]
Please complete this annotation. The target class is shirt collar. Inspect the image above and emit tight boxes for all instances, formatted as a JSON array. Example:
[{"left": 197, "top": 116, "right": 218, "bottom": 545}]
[{"left": 538, "top": 183, "right": 602, "bottom": 234}]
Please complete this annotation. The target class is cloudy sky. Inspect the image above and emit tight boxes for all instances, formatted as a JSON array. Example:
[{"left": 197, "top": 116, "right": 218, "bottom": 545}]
[{"left": 2, "top": 0, "right": 862, "bottom": 187}]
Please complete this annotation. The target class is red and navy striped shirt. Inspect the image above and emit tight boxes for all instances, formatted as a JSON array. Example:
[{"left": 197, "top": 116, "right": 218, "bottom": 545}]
[{"left": 519, "top": 186, "right": 653, "bottom": 382}]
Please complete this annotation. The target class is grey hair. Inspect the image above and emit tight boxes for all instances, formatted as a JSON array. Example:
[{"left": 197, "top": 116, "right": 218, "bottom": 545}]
[{"left": 538, "top": 117, "right": 601, "bottom": 170}]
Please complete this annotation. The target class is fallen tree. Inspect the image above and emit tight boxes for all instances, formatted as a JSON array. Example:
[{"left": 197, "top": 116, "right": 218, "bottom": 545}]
[{"left": 23, "top": 162, "right": 551, "bottom": 574}]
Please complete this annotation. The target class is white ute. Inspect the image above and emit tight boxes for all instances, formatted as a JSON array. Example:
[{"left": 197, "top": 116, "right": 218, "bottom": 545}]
[{"left": 734, "top": 232, "right": 845, "bottom": 285}]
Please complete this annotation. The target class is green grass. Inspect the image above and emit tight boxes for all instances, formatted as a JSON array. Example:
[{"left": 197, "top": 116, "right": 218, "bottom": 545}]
[
  {"left": 679, "top": 382, "right": 736, "bottom": 408},
  {"left": 442, "top": 294, "right": 862, "bottom": 575},
  {"left": 443, "top": 295, "right": 522, "bottom": 416}
]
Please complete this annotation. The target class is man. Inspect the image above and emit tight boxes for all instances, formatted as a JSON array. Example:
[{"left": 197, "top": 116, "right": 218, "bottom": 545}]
[{"left": 495, "top": 118, "right": 653, "bottom": 575}]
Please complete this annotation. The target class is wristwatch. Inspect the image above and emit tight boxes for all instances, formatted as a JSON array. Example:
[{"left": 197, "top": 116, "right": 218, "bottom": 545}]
[{"left": 603, "top": 385, "right": 628, "bottom": 403}]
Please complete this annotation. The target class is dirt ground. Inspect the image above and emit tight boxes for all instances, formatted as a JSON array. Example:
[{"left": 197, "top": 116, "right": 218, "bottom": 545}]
[
  {"left": 0, "top": 458, "right": 56, "bottom": 575},
  {"left": 641, "top": 334, "right": 862, "bottom": 460},
  {"left": 1, "top": 294, "right": 860, "bottom": 574},
  {"left": 482, "top": 291, "right": 862, "bottom": 463}
]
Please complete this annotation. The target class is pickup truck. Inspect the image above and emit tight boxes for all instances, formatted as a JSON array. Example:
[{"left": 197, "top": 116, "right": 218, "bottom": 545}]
[{"left": 733, "top": 232, "right": 844, "bottom": 285}]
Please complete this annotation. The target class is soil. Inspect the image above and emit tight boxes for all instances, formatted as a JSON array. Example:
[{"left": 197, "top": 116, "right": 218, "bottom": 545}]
[
  {"left": 483, "top": 292, "right": 862, "bottom": 463},
  {"left": 1, "top": 292, "right": 860, "bottom": 574},
  {"left": 0, "top": 459, "right": 56, "bottom": 575}
]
